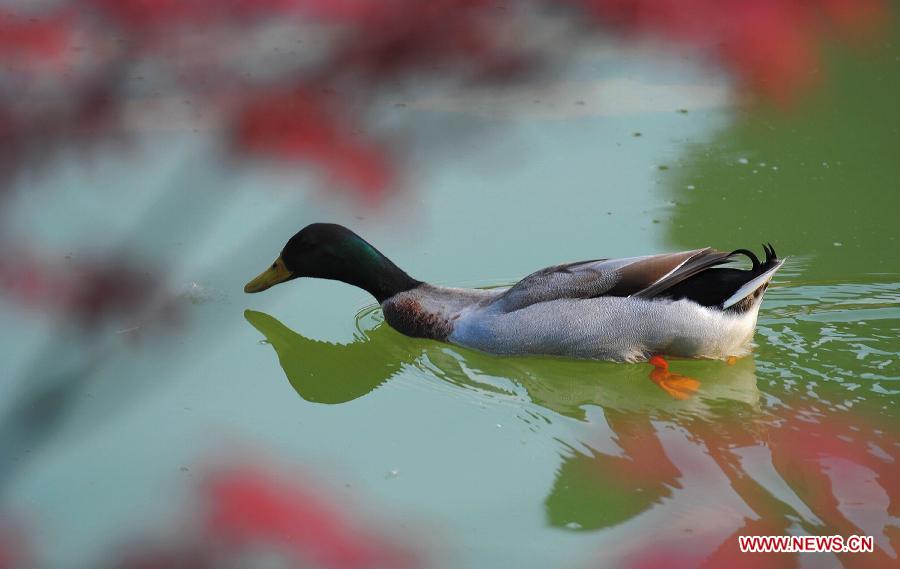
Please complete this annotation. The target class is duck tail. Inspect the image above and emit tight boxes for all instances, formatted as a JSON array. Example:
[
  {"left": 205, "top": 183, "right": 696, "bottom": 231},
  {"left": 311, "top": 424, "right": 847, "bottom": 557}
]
[
  {"left": 722, "top": 243, "right": 785, "bottom": 310},
  {"left": 729, "top": 248, "right": 761, "bottom": 270}
]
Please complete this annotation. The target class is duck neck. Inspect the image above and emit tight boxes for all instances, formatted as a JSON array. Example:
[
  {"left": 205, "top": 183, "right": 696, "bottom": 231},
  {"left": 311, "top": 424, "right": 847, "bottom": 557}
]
[{"left": 335, "top": 239, "right": 422, "bottom": 303}]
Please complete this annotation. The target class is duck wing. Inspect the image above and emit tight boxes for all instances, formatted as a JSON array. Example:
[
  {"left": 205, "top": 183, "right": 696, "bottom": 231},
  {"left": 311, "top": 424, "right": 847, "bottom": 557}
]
[{"left": 497, "top": 248, "right": 733, "bottom": 312}]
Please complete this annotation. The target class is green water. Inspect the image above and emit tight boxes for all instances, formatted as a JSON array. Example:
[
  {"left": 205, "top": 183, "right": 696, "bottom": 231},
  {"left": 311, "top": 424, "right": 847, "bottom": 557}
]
[
  {"left": 2, "top": 32, "right": 898, "bottom": 569},
  {"left": 243, "top": 39, "right": 899, "bottom": 565}
]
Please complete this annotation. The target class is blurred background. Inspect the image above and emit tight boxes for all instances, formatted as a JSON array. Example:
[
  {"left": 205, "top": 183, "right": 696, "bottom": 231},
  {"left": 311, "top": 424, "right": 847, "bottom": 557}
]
[{"left": 0, "top": 1, "right": 897, "bottom": 568}]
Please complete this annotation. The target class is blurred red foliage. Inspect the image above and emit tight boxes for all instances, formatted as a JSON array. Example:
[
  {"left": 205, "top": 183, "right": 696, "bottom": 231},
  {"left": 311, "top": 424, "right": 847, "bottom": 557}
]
[
  {"left": 609, "top": 401, "right": 898, "bottom": 568},
  {"left": 0, "top": 0, "right": 890, "bottom": 318},
  {"left": 0, "top": 250, "right": 176, "bottom": 331},
  {"left": 0, "top": 0, "right": 888, "bottom": 200},
  {"left": 0, "top": 10, "right": 74, "bottom": 62},
  {"left": 112, "top": 463, "right": 422, "bottom": 569},
  {"left": 0, "top": 520, "right": 29, "bottom": 569},
  {"left": 0, "top": 6, "right": 892, "bottom": 568},
  {"left": 578, "top": 0, "right": 888, "bottom": 104},
  {"left": 0, "top": 0, "right": 891, "bottom": 388},
  {"left": 234, "top": 88, "right": 394, "bottom": 202},
  {"left": 205, "top": 467, "right": 420, "bottom": 569}
]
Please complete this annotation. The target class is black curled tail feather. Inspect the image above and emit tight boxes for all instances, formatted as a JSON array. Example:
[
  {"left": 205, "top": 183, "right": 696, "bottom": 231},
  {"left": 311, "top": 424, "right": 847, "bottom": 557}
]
[
  {"left": 721, "top": 243, "right": 784, "bottom": 312},
  {"left": 762, "top": 243, "right": 777, "bottom": 266},
  {"left": 730, "top": 248, "right": 761, "bottom": 270},
  {"left": 654, "top": 243, "right": 783, "bottom": 310}
]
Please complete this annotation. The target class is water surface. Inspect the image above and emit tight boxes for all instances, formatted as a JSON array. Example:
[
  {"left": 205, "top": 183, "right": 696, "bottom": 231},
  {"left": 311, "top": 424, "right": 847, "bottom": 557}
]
[{"left": 1, "top": 31, "right": 897, "bottom": 569}]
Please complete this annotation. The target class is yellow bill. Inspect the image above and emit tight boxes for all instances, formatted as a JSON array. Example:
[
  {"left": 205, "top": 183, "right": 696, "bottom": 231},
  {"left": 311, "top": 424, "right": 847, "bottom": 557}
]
[{"left": 244, "top": 256, "right": 293, "bottom": 293}]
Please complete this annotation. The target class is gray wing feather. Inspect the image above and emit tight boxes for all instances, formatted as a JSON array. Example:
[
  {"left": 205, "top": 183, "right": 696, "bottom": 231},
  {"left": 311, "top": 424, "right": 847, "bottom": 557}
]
[
  {"left": 497, "top": 249, "right": 724, "bottom": 312},
  {"left": 631, "top": 248, "right": 733, "bottom": 299},
  {"left": 497, "top": 258, "right": 620, "bottom": 312}
]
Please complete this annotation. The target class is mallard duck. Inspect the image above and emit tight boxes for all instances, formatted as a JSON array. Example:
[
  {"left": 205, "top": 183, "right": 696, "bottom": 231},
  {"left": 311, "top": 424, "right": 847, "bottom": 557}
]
[{"left": 244, "top": 223, "right": 784, "bottom": 362}]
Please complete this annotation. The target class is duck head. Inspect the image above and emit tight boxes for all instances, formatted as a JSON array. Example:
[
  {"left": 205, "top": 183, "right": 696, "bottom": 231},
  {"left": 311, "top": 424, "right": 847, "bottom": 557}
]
[{"left": 244, "top": 223, "right": 420, "bottom": 302}]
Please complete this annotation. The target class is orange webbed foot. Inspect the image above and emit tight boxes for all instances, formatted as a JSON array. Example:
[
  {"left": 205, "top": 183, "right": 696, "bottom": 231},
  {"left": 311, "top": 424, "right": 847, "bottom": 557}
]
[{"left": 648, "top": 356, "right": 700, "bottom": 400}]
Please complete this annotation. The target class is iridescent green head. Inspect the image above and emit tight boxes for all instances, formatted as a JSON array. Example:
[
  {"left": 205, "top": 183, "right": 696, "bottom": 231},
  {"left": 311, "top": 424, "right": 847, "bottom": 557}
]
[{"left": 244, "top": 223, "right": 420, "bottom": 302}]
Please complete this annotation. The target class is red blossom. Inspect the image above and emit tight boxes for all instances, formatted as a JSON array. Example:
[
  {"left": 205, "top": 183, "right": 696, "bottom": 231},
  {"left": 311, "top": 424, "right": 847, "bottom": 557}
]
[
  {"left": 234, "top": 88, "right": 394, "bottom": 201},
  {"left": 0, "top": 520, "right": 28, "bottom": 569},
  {"left": 821, "top": 0, "right": 889, "bottom": 39},
  {"left": 327, "top": 0, "right": 529, "bottom": 82},
  {"left": 82, "top": 0, "right": 401, "bottom": 35},
  {"left": 0, "top": 251, "right": 177, "bottom": 330},
  {"left": 0, "top": 0, "right": 890, "bottom": 322},
  {"left": 0, "top": 10, "right": 74, "bottom": 62},
  {"left": 589, "top": 394, "right": 898, "bottom": 568},
  {"left": 114, "top": 547, "right": 212, "bottom": 569},
  {"left": 577, "top": 0, "right": 888, "bottom": 104},
  {"left": 0, "top": 0, "right": 889, "bottom": 203},
  {"left": 204, "top": 467, "right": 419, "bottom": 569},
  {"left": 85, "top": 0, "right": 224, "bottom": 34}
]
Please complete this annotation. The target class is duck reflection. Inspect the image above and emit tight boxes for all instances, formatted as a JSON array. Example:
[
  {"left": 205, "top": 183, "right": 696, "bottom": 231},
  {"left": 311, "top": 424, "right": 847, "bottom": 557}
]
[
  {"left": 243, "top": 307, "right": 759, "bottom": 535},
  {"left": 244, "top": 307, "right": 764, "bottom": 533},
  {"left": 243, "top": 309, "right": 897, "bottom": 563},
  {"left": 243, "top": 308, "right": 759, "bottom": 414},
  {"left": 244, "top": 309, "right": 417, "bottom": 404},
  {"left": 545, "top": 410, "right": 684, "bottom": 531}
]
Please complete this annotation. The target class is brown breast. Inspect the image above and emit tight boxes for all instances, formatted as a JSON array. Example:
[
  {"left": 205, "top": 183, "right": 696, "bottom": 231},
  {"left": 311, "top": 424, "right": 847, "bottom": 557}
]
[{"left": 382, "top": 295, "right": 455, "bottom": 341}]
